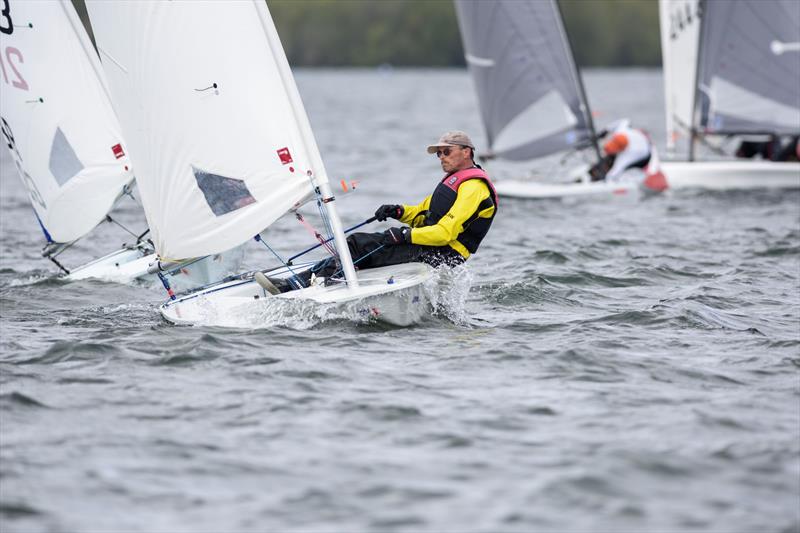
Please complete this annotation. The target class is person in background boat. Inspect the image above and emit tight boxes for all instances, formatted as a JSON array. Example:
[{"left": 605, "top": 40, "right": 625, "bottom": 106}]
[
  {"left": 294, "top": 131, "right": 497, "bottom": 287},
  {"left": 735, "top": 135, "right": 780, "bottom": 160},
  {"left": 735, "top": 135, "right": 800, "bottom": 162},
  {"left": 588, "top": 119, "right": 653, "bottom": 182},
  {"left": 781, "top": 136, "right": 800, "bottom": 162}
]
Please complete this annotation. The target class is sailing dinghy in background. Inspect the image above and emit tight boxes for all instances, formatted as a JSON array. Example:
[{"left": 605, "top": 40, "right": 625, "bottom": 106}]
[
  {"left": 85, "top": 0, "right": 433, "bottom": 327},
  {"left": 659, "top": 0, "right": 800, "bottom": 189},
  {"left": 0, "top": 0, "right": 236, "bottom": 287},
  {"left": 453, "top": 0, "right": 667, "bottom": 200}
]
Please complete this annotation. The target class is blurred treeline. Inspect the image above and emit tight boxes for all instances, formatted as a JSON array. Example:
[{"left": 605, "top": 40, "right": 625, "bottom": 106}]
[
  {"left": 270, "top": 0, "right": 662, "bottom": 67},
  {"left": 72, "top": 0, "right": 662, "bottom": 67}
]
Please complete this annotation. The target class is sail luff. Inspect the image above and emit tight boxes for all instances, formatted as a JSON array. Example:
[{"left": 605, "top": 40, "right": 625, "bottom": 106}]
[
  {"left": 553, "top": 0, "right": 600, "bottom": 162},
  {"left": 454, "top": 0, "right": 595, "bottom": 162},
  {"left": 253, "top": 2, "right": 358, "bottom": 287}
]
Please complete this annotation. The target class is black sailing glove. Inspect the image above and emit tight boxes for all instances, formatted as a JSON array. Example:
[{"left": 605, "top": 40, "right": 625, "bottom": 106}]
[
  {"left": 375, "top": 204, "right": 404, "bottom": 222},
  {"left": 382, "top": 227, "right": 411, "bottom": 246}
]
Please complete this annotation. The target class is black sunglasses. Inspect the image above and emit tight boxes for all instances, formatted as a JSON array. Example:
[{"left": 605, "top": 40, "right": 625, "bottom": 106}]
[{"left": 435, "top": 146, "right": 466, "bottom": 158}]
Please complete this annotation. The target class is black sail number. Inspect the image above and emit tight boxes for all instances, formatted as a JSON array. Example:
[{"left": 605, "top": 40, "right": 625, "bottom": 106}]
[
  {"left": 669, "top": 1, "right": 701, "bottom": 41},
  {"left": 1, "top": 116, "right": 47, "bottom": 210},
  {"left": 0, "top": 0, "right": 12, "bottom": 36}
]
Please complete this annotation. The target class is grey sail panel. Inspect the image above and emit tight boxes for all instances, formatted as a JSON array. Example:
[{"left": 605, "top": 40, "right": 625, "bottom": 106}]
[
  {"left": 454, "top": 0, "right": 594, "bottom": 161},
  {"left": 697, "top": 0, "right": 800, "bottom": 134}
]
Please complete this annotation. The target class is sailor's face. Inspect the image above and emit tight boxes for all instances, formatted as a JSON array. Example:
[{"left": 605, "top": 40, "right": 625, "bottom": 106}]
[{"left": 436, "top": 145, "right": 469, "bottom": 173}]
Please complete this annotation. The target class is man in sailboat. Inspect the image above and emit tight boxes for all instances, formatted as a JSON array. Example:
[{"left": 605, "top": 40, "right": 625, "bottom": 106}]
[
  {"left": 589, "top": 119, "right": 654, "bottom": 183},
  {"left": 367, "top": 130, "right": 497, "bottom": 266},
  {"left": 279, "top": 131, "right": 497, "bottom": 289}
]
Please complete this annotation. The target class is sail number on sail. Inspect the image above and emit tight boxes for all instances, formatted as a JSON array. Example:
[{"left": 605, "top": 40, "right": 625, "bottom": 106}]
[
  {"left": 667, "top": 1, "right": 701, "bottom": 41},
  {"left": 0, "top": 0, "right": 11, "bottom": 35},
  {"left": 0, "top": 0, "right": 29, "bottom": 90},
  {"left": 0, "top": 1, "right": 42, "bottom": 209},
  {"left": 1, "top": 117, "right": 46, "bottom": 209}
]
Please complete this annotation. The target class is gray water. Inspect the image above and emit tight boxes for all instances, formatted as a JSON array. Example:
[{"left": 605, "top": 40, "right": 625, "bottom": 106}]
[{"left": 1, "top": 69, "right": 799, "bottom": 533}]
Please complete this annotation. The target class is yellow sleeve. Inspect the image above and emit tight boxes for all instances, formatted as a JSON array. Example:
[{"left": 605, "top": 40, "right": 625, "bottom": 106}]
[
  {"left": 409, "top": 180, "right": 492, "bottom": 246},
  {"left": 399, "top": 195, "right": 432, "bottom": 228}
]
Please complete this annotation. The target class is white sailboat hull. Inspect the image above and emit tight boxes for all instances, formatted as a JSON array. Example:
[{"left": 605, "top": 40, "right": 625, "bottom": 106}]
[
  {"left": 496, "top": 178, "right": 648, "bottom": 200},
  {"left": 66, "top": 244, "right": 245, "bottom": 290},
  {"left": 160, "top": 262, "right": 435, "bottom": 328},
  {"left": 65, "top": 245, "right": 153, "bottom": 283},
  {"left": 661, "top": 160, "right": 800, "bottom": 190},
  {"left": 495, "top": 165, "right": 668, "bottom": 200}
]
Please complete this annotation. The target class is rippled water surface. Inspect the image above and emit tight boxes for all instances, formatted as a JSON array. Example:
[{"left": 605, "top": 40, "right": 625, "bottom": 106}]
[{"left": 1, "top": 69, "right": 799, "bottom": 532}]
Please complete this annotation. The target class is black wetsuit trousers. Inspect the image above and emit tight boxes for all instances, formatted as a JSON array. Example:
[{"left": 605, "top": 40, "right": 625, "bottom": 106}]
[{"left": 312, "top": 231, "right": 465, "bottom": 279}]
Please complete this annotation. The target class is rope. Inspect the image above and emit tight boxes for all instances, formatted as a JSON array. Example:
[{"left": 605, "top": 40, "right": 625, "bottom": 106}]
[
  {"left": 330, "top": 244, "right": 386, "bottom": 280},
  {"left": 157, "top": 272, "right": 176, "bottom": 300},
  {"left": 48, "top": 255, "right": 70, "bottom": 275},
  {"left": 46, "top": 240, "right": 77, "bottom": 259},
  {"left": 253, "top": 235, "right": 307, "bottom": 289},
  {"left": 308, "top": 176, "right": 336, "bottom": 253},
  {"left": 295, "top": 213, "right": 336, "bottom": 257},
  {"left": 136, "top": 228, "right": 151, "bottom": 244},
  {"left": 287, "top": 216, "right": 377, "bottom": 265},
  {"left": 105, "top": 215, "right": 139, "bottom": 239}
]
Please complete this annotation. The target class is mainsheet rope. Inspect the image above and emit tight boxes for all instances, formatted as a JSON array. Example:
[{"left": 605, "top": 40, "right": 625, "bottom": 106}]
[{"left": 253, "top": 235, "right": 307, "bottom": 289}]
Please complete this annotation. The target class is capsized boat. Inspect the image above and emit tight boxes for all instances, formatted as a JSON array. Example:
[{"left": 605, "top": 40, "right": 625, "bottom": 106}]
[
  {"left": 0, "top": 0, "right": 235, "bottom": 286},
  {"left": 659, "top": 0, "right": 800, "bottom": 189},
  {"left": 454, "top": 0, "right": 668, "bottom": 200},
  {"left": 85, "top": 0, "right": 433, "bottom": 327}
]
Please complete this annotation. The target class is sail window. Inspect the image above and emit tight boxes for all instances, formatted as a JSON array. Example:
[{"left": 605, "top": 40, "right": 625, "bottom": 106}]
[
  {"left": 192, "top": 166, "right": 256, "bottom": 216},
  {"left": 49, "top": 127, "right": 84, "bottom": 186}
]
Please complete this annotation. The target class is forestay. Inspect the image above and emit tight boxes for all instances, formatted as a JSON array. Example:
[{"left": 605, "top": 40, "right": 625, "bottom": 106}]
[
  {"left": 84, "top": 1, "right": 328, "bottom": 261},
  {"left": 697, "top": 0, "right": 800, "bottom": 135},
  {"left": 659, "top": 0, "right": 701, "bottom": 154},
  {"left": 454, "top": 0, "right": 595, "bottom": 161},
  {"left": 0, "top": 0, "right": 133, "bottom": 243}
]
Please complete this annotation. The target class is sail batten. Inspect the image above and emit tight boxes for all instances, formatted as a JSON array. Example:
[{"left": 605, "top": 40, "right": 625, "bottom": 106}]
[
  {"left": 0, "top": 1, "right": 133, "bottom": 244},
  {"left": 454, "top": 0, "right": 595, "bottom": 161}
]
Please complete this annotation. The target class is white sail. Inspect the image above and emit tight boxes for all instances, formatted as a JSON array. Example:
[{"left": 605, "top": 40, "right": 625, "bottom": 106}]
[
  {"left": 0, "top": 0, "right": 133, "bottom": 244},
  {"left": 454, "top": 0, "right": 597, "bottom": 161},
  {"left": 84, "top": 0, "right": 336, "bottom": 263},
  {"left": 659, "top": 0, "right": 701, "bottom": 154}
]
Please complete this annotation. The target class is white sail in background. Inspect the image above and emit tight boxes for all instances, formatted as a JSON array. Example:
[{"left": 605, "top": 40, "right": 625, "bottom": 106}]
[
  {"left": 454, "top": 0, "right": 596, "bottom": 161},
  {"left": 696, "top": 0, "right": 800, "bottom": 135},
  {"left": 0, "top": 0, "right": 133, "bottom": 244},
  {"left": 84, "top": 0, "right": 330, "bottom": 262},
  {"left": 659, "top": 0, "right": 701, "bottom": 154}
]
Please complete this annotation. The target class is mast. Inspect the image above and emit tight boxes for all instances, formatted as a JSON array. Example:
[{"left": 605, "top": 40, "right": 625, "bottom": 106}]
[
  {"left": 688, "top": 0, "right": 707, "bottom": 162},
  {"left": 554, "top": 0, "right": 602, "bottom": 162},
  {"left": 254, "top": 4, "right": 358, "bottom": 288}
]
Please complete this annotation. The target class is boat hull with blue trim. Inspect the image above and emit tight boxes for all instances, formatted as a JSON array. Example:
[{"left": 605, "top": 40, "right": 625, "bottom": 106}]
[{"left": 160, "top": 262, "right": 435, "bottom": 328}]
